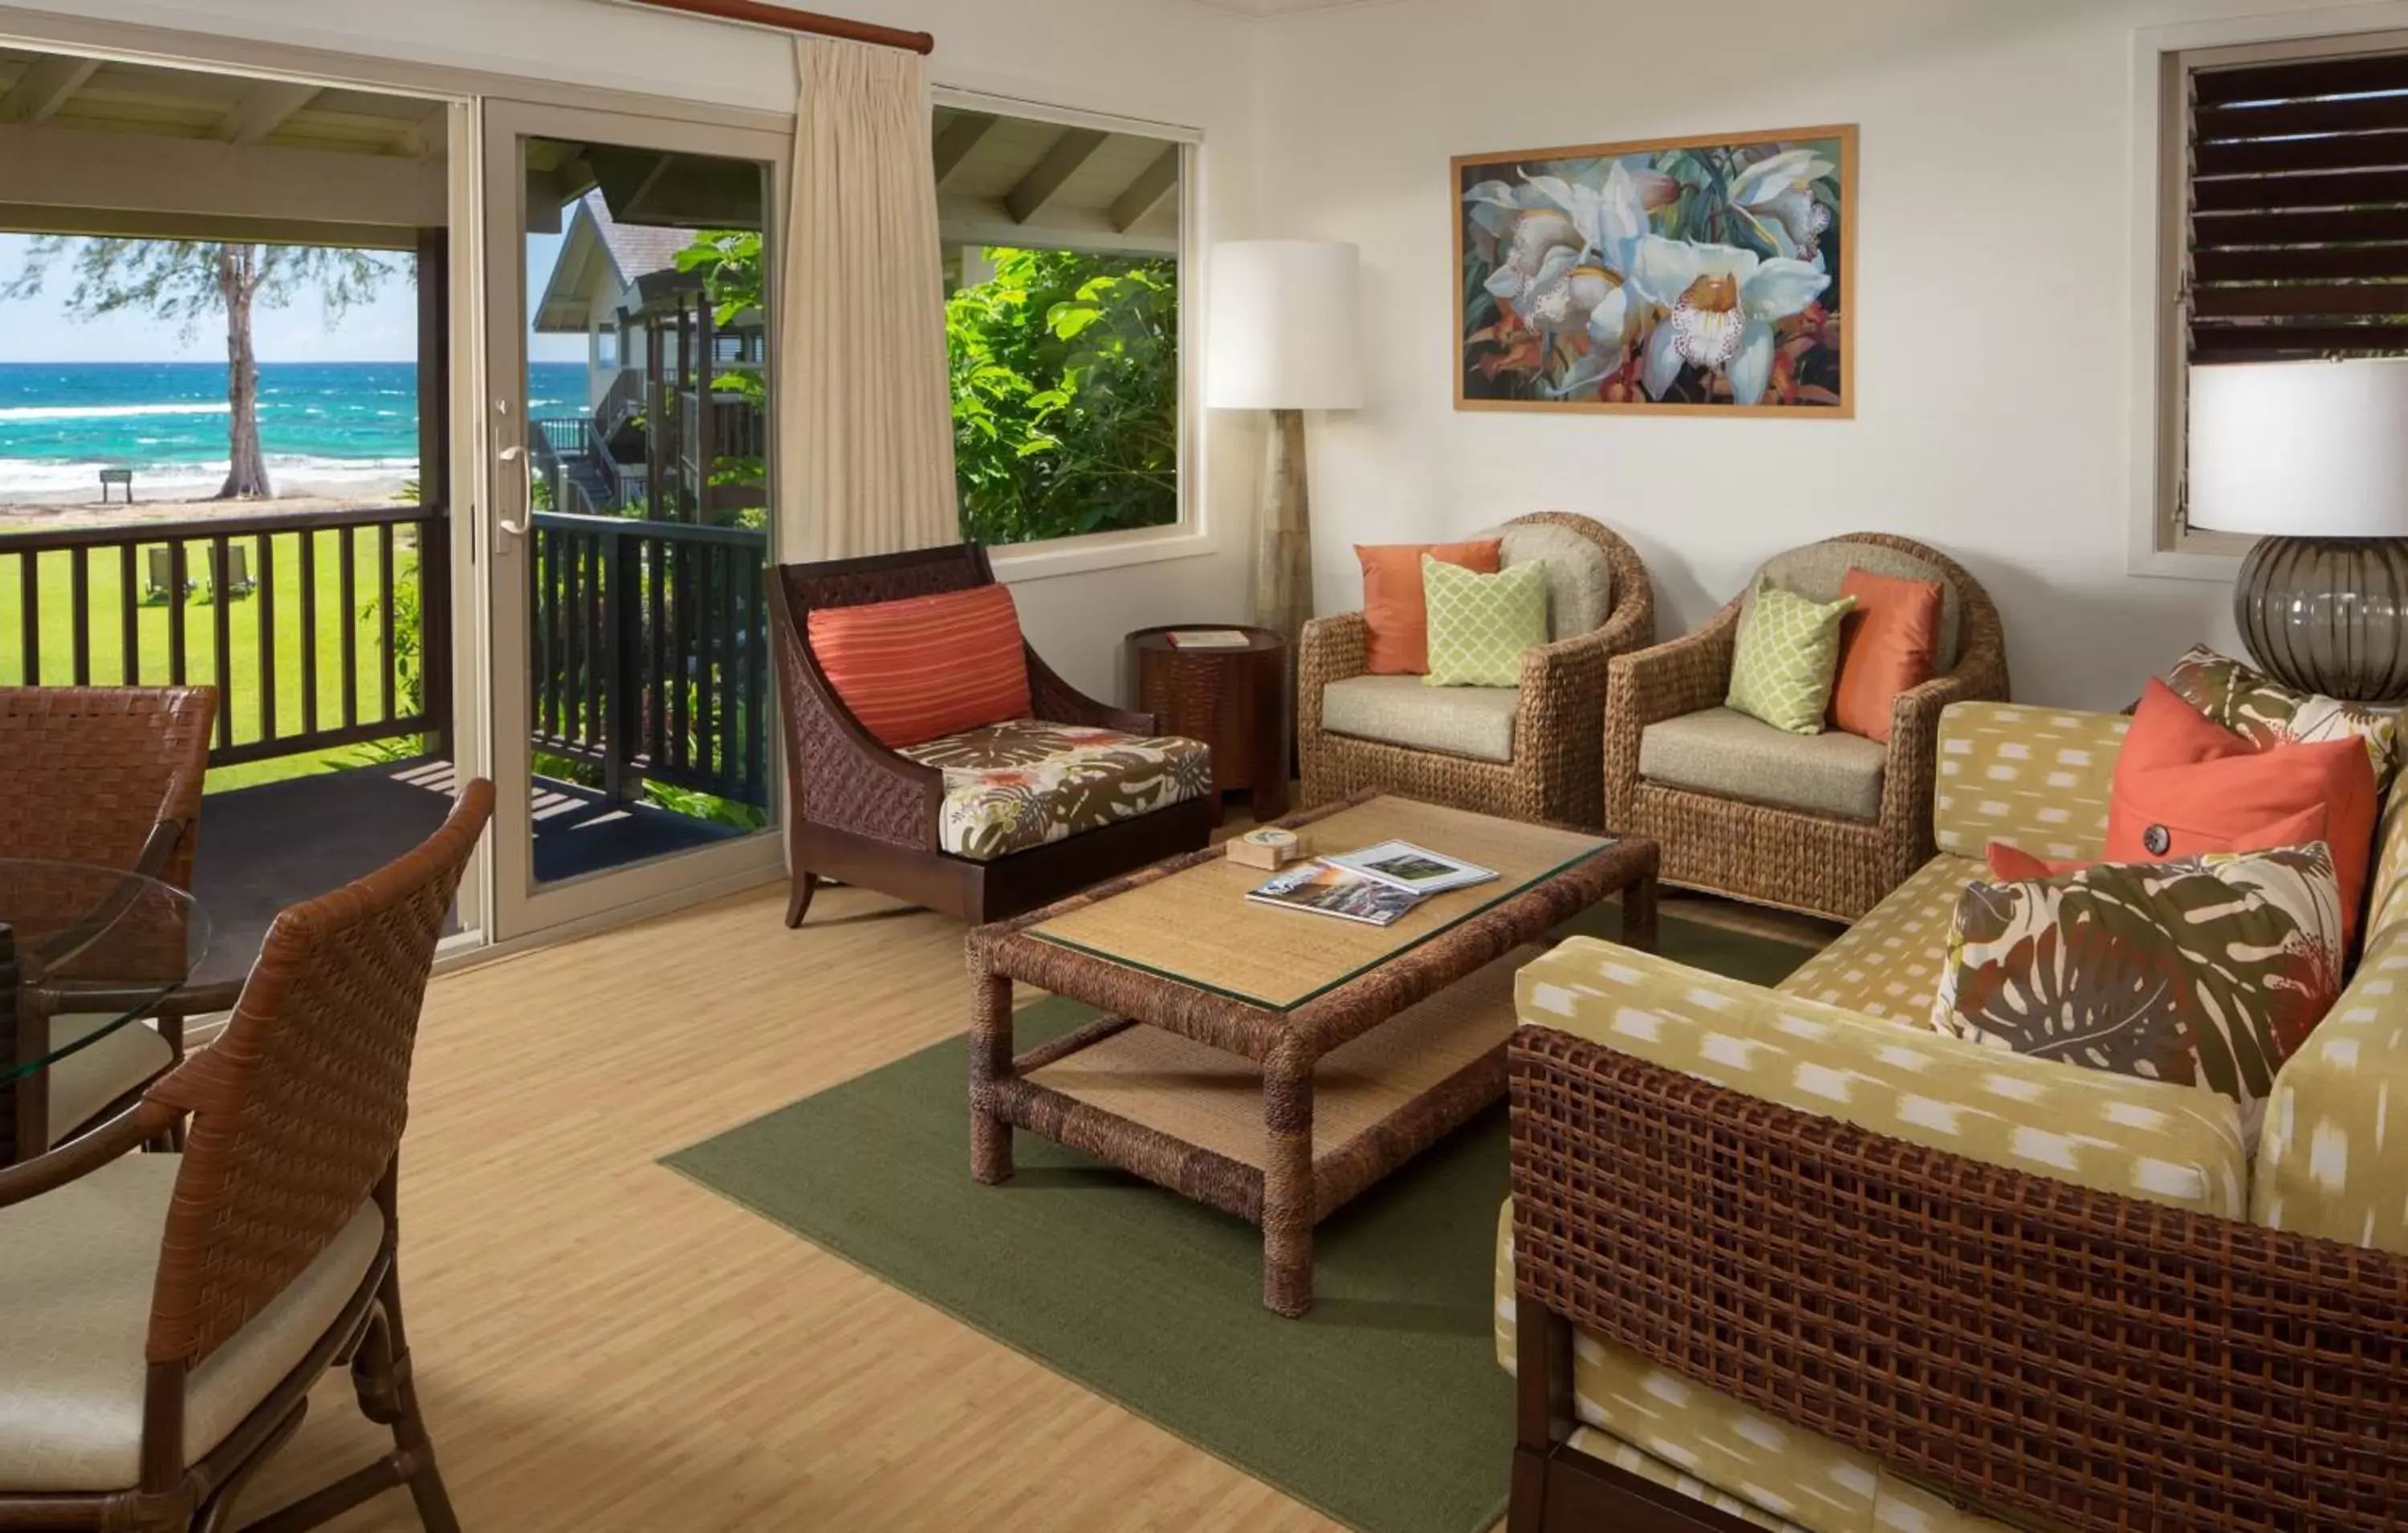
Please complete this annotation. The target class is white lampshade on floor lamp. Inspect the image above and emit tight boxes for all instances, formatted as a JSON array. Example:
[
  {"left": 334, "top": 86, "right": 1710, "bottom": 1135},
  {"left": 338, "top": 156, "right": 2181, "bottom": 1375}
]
[
  {"left": 2189, "top": 358, "right": 2408, "bottom": 701},
  {"left": 1206, "top": 241, "right": 1364, "bottom": 652}
]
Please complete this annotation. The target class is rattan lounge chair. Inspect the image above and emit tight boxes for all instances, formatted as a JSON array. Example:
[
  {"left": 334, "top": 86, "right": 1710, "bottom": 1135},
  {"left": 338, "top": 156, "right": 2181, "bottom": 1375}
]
[
  {"left": 1297, "top": 513, "right": 1654, "bottom": 830},
  {"left": 1601, "top": 533, "right": 2008, "bottom": 921}
]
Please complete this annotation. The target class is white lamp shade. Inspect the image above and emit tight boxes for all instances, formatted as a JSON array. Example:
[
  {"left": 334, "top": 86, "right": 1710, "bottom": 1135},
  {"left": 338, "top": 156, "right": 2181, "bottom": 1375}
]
[
  {"left": 2188, "top": 358, "right": 2408, "bottom": 538},
  {"left": 1205, "top": 240, "right": 1364, "bottom": 411}
]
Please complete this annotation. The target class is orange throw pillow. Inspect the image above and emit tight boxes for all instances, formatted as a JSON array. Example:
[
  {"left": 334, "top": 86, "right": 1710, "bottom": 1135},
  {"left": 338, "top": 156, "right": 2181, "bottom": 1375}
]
[
  {"left": 1986, "top": 803, "right": 2327, "bottom": 883},
  {"left": 1357, "top": 539, "right": 1503, "bottom": 674},
  {"left": 2097, "top": 679, "right": 2377, "bottom": 944},
  {"left": 1828, "top": 567, "right": 1942, "bottom": 742},
  {"left": 807, "top": 584, "right": 1031, "bottom": 749}
]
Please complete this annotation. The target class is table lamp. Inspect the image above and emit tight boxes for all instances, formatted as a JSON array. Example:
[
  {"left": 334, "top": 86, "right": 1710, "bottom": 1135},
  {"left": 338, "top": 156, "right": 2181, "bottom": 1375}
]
[
  {"left": 1206, "top": 241, "right": 1364, "bottom": 652},
  {"left": 2188, "top": 356, "right": 2408, "bottom": 701}
]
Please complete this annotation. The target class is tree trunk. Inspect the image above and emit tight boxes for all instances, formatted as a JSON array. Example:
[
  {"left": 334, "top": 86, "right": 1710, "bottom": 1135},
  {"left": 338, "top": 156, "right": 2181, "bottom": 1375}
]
[{"left": 216, "top": 246, "right": 271, "bottom": 500}]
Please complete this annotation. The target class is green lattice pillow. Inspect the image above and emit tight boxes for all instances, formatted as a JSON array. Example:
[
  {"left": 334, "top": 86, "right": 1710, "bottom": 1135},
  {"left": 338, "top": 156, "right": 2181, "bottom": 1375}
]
[
  {"left": 1422, "top": 555, "right": 1548, "bottom": 687},
  {"left": 1727, "top": 576, "right": 1857, "bottom": 734}
]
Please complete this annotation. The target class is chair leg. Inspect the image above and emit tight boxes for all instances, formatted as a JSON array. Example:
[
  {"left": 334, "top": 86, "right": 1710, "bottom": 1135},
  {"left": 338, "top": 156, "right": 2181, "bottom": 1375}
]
[
  {"left": 368, "top": 1267, "right": 461, "bottom": 1533},
  {"left": 785, "top": 871, "right": 821, "bottom": 929}
]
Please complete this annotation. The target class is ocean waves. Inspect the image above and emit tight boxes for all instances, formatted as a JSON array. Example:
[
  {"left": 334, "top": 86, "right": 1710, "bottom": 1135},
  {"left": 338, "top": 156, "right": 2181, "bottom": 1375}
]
[
  {"left": 0, "top": 455, "right": 419, "bottom": 497},
  {"left": 0, "top": 401, "right": 232, "bottom": 422}
]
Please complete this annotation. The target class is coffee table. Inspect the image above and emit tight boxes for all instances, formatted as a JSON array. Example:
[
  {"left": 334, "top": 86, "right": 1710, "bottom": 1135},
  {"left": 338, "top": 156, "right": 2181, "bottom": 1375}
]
[{"left": 966, "top": 791, "right": 1658, "bottom": 1315}]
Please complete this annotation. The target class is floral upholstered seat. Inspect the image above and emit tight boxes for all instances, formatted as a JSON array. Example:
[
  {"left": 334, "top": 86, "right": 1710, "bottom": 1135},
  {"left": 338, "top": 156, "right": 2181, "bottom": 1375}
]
[{"left": 898, "top": 719, "right": 1213, "bottom": 861}]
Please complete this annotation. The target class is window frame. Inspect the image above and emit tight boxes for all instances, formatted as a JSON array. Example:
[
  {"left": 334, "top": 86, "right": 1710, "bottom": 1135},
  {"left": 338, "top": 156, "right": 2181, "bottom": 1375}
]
[
  {"left": 2131, "top": 10, "right": 2408, "bottom": 580},
  {"left": 930, "top": 86, "right": 1211, "bottom": 584}
]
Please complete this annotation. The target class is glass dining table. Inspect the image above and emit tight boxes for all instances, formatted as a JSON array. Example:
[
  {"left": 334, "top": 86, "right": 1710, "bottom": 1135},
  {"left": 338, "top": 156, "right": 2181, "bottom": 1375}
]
[{"left": 0, "top": 857, "right": 210, "bottom": 1161}]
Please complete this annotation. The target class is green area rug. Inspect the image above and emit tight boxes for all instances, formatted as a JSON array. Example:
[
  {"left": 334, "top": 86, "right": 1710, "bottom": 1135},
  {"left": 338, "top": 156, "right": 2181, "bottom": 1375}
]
[{"left": 665, "top": 906, "right": 1816, "bottom": 1533}]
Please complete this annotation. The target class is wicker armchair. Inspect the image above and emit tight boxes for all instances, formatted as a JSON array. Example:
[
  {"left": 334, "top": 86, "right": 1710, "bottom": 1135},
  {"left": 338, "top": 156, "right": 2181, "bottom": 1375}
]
[
  {"left": 766, "top": 543, "right": 1214, "bottom": 928},
  {"left": 0, "top": 685, "right": 218, "bottom": 1157},
  {"left": 0, "top": 777, "right": 490, "bottom": 1533},
  {"left": 1601, "top": 533, "right": 2007, "bottom": 921},
  {"left": 1298, "top": 513, "right": 1654, "bottom": 829}
]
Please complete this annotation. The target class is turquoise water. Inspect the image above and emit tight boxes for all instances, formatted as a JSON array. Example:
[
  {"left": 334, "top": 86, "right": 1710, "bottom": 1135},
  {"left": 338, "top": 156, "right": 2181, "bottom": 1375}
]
[{"left": 0, "top": 360, "right": 588, "bottom": 496}]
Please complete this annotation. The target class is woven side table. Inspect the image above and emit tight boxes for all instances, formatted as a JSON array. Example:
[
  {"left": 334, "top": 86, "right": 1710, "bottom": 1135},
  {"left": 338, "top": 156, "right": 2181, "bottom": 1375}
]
[{"left": 1128, "top": 626, "right": 1287, "bottom": 827}]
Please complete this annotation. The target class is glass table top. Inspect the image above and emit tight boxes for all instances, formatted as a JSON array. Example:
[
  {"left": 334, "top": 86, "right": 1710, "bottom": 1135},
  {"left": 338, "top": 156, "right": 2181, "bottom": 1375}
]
[{"left": 0, "top": 857, "right": 210, "bottom": 1086}]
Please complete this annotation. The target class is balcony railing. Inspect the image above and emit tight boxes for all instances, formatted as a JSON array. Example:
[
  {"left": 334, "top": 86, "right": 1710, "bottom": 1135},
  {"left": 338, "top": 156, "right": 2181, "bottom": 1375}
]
[
  {"left": 527, "top": 510, "right": 771, "bottom": 809},
  {"left": 0, "top": 504, "right": 450, "bottom": 767}
]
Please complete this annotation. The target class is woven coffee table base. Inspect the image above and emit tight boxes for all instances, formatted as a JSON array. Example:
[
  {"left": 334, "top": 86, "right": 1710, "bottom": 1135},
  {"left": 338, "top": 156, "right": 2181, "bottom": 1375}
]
[{"left": 967, "top": 791, "right": 1658, "bottom": 1316}]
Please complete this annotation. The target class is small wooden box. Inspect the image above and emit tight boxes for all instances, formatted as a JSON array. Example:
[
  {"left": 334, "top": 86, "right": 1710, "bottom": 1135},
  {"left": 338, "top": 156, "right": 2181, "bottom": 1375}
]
[{"left": 1226, "top": 827, "right": 1312, "bottom": 870}]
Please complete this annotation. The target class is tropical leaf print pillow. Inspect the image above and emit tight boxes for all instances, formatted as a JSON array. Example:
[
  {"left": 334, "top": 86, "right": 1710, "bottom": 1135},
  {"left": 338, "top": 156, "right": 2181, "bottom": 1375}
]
[
  {"left": 2166, "top": 645, "right": 2397, "bottom": 786},
  {"left": 1930, "top": 843, "right": 2344, "bottom": 1131}
]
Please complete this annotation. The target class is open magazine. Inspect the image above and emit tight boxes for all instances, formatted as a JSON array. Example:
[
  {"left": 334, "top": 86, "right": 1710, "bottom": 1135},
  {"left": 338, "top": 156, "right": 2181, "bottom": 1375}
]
[
  {"left": 1319, "top": 840, "right": 1498, "bottom": 897},
  {"left": 1245, "top": 861, "right": 1426, "bottom": 927}
]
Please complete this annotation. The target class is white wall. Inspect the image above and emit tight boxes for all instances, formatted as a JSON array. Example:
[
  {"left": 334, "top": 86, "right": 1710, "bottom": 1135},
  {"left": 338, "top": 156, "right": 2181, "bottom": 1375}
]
[
  {"left": 1252, "top": 0, "right": 2394, "bottom": 710},
  {"left": 2, "top": 0, "right": 1264, "bottom": 703}
]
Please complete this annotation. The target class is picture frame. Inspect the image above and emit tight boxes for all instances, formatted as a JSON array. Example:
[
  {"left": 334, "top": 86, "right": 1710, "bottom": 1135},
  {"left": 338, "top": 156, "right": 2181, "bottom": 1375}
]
[{"left": 1452, "top": 124, "right": 1857, "bottom": 417}]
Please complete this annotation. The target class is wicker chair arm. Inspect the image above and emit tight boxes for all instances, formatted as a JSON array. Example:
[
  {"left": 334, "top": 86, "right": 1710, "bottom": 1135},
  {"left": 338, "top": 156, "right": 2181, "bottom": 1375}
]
[
  {"left": 1601, "top": 604, "right": 1738, "bottom": 830},
  {"left": 1875, "top": 663, "right": 2003, "bottom": 865},
  {"left": 1296, "top": 612, "right": 1369, "bottom": 743},
  {"left": 769, "top": 600, "right": 942, "bottom": 851},
  {"left": 1028, "top": 647, "right": 1153, "bottom": 734},
  {"left": 0, "top": 1100, "right": 176, "bottom": 1207}
]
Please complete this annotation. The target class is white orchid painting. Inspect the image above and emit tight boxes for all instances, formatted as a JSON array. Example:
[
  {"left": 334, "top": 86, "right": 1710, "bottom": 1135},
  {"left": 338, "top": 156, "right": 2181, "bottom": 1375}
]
[{"left": 1455, "top": 127, "right": 1853, "bottom": 414}]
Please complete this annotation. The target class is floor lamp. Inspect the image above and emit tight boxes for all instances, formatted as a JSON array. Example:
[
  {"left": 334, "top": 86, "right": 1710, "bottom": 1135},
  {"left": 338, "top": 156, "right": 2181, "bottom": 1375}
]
[
  {"left": 2189, "top": 358, "right": 2408, "bottom": 702},
  {"left": 1206, "top": 241, "right": 1365, "bottom": 653}
]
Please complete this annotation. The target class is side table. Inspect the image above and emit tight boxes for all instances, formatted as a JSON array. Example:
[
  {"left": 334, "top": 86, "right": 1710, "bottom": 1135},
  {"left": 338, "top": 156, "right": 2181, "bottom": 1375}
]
[{"left": 1128, "top": 626, "right": 1288, "bottom": 827}]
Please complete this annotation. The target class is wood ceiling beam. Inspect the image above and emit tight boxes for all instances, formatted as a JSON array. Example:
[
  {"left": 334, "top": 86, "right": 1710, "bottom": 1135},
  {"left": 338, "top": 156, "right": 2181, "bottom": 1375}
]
[
  {"left": 0, "top": 120, "right": 445, "bottom": 228},
  {"left": 0, "top": 56, "right": 100, "bottom": 126},
  {"left": 931, "top": 112, "right": 996, "bottom": 187},
  {"left": 1005, "top": 128, "right": 1107, "bottom": 226},
  {"left": 1108, "top": 145, "right": 1181, "bottom": 233},
  {"left": 210, "top": 80, "right": 323, "bottom": 144},
  {"left": 392, "top": 103, "right": 449, "bottom": 160}
]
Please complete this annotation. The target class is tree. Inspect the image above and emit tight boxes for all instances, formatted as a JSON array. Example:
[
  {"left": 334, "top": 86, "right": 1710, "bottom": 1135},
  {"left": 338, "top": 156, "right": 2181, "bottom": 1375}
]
[
  {"left": 1, "top": 238, "right": 397, "bottom": 498},
  {"left": 946, "top": 247, "right": 1178, "bottom": 546}
]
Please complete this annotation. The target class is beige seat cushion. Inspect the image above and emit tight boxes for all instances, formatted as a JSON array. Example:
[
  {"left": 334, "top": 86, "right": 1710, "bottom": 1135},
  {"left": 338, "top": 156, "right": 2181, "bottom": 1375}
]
[
  {"left": 0, "top": 1153, "right": 384, "bottom": 1493},
  {"left": 1776, "top": 855, "right": 1979, "bottom": 1023},
  {"left": 1751, "top": 539, "right": 1963, "bottom": 672},
  {"left": 1639, "top": 707, "right": 1887, "bottom": 822},
  {"left": 1320, "top": 674, "right": 1519, "bottom": 763},
  {"left": 43, "top": 1014, "right": 174, "bottom": 1148},
  {"left": 1475, "top": 520, "right": 1613, "bottom": 639}
]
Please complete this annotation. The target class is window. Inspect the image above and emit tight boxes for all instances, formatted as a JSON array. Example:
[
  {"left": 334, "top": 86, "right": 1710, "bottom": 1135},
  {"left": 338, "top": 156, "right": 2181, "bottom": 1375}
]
[
  {"left": 2160, "top": 36, "right": 2408, "bottom": 550},
  {"left": 933, "top": 103, "right": 1188, "bottom": 551}
]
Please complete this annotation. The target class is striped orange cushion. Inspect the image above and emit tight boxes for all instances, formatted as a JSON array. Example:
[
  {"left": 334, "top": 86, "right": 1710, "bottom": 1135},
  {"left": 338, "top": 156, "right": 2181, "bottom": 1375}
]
[{"left": 807, "top": 583, "right": 1032, "bottom": 749}]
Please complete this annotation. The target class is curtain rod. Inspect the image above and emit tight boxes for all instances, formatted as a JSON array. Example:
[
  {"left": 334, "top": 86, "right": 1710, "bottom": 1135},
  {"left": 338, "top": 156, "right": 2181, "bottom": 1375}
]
[{"left": 619, "top": 0, "right": 935, "bottom": 55}]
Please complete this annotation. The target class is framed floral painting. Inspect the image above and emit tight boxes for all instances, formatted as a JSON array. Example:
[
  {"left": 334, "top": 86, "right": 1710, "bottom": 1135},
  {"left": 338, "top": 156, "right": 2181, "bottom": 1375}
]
[{"left": 1454, "top": 125, "right": 1855, "bottom": 416}]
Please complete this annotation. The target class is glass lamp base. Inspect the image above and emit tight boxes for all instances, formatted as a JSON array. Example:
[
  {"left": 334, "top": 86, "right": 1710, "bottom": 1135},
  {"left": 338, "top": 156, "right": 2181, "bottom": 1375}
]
[{"left": 2234, "top": 535, "right": 2408, "bottom": 703}]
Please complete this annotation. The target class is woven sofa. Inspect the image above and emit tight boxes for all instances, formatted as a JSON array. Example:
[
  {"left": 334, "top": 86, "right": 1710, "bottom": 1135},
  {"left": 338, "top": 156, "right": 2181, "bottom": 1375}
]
[
  {"left": 1602, "top": 534, "right": 2008, "bottom": 921},
  {"left": 1500, "top": 700, "right": 2408, "bottom": 1532},
  {"left": 1298, "top": 513, "right": 1653, "bottom": 830}
]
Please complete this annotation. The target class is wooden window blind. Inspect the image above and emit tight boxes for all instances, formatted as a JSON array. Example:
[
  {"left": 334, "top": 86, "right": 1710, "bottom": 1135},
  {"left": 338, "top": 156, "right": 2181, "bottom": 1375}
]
[{"left": 2187, "top": 50, "right": 2408, "bottom": 362}]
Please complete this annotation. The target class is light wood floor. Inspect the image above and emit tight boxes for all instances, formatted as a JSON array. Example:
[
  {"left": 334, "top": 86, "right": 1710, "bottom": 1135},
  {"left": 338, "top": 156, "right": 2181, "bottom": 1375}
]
[{"left": 236, "top": 832, "right": 1836, "bottom": 1531}]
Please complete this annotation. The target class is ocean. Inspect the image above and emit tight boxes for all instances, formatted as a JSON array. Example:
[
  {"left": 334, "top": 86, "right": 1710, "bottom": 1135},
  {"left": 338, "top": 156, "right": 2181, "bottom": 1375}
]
[{"left": 0, "top": 360, "right": 589, "bottom": 498}]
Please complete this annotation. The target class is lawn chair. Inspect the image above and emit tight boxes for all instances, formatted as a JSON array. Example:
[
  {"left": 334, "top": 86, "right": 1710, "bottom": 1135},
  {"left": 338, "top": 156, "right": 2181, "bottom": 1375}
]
[{"left": 144, "top": 545, "right": 252, "bottom": 603}]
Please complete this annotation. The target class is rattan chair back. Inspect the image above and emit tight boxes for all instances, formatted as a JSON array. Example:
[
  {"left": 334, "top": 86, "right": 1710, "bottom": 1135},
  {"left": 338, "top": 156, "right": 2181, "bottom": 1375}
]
[
  {"left": 773, "top": 541, "right": 992, "bottom": 620},
  {"left": 0, "top": 687, "right": 216, "bottom": 888},
  {"left": 140, "top": 779, "right": 492, "bottom": 1369}
]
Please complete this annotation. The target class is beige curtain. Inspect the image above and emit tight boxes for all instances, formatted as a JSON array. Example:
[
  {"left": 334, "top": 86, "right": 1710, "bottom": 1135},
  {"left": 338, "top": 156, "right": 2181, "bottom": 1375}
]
[{"left": 779, "top": 36, "right": 958, "bottom": 562}]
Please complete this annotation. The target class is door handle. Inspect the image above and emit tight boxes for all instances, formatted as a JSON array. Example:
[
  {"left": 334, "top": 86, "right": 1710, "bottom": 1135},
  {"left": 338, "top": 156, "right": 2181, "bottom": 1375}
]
[{"left": 497, "top": 444, "right": 531, "bottom": 538}]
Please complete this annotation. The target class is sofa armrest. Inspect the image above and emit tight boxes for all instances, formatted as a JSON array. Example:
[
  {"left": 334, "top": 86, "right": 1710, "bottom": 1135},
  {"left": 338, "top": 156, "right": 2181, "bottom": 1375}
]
[
  {"left": 1877, "top": 665, "right": 2009, "bottom": 868},
  {"left": 1515, "top": 579, "right": 1658, "bottom": 772},
  {"left": 1297, "top": 612, "right": 1368, "bottom": 745},
  {"left": 2255, "top": 924, "right": 2408, "bottom": 1256},
  {"left": 1929, "top": 701, "right": 2129, "bottom": 864},
  {"left": 1028, "top": 647, "right": 1153, "bottom": 734},
  {"left": 1601, "top": 603, "right": 1739, "bottom": 831},
  {"left": 1515, "top": 937, "right": 2248, "bottom": 1214}
]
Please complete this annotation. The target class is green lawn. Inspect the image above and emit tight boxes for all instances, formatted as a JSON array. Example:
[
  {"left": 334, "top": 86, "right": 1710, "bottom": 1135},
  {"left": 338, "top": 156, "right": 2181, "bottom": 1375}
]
[{"left": 0, "top": 526, "right": 426, "bottom": 792}]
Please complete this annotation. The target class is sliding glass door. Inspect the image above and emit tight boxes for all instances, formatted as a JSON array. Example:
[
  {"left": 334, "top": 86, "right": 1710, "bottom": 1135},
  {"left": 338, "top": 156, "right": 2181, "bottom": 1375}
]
[{"left": 478, "top": 99, "right": 787, "bottom": 941}]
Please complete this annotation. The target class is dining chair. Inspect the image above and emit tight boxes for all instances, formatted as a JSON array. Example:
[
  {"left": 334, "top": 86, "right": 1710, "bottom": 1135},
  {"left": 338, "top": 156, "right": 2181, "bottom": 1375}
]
[
  {"left": 0, "top": 685, "right": 218, "bottom": 1157},
  {"left": 0, "top": 777, "right": 490, "bottom": 1532}
]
